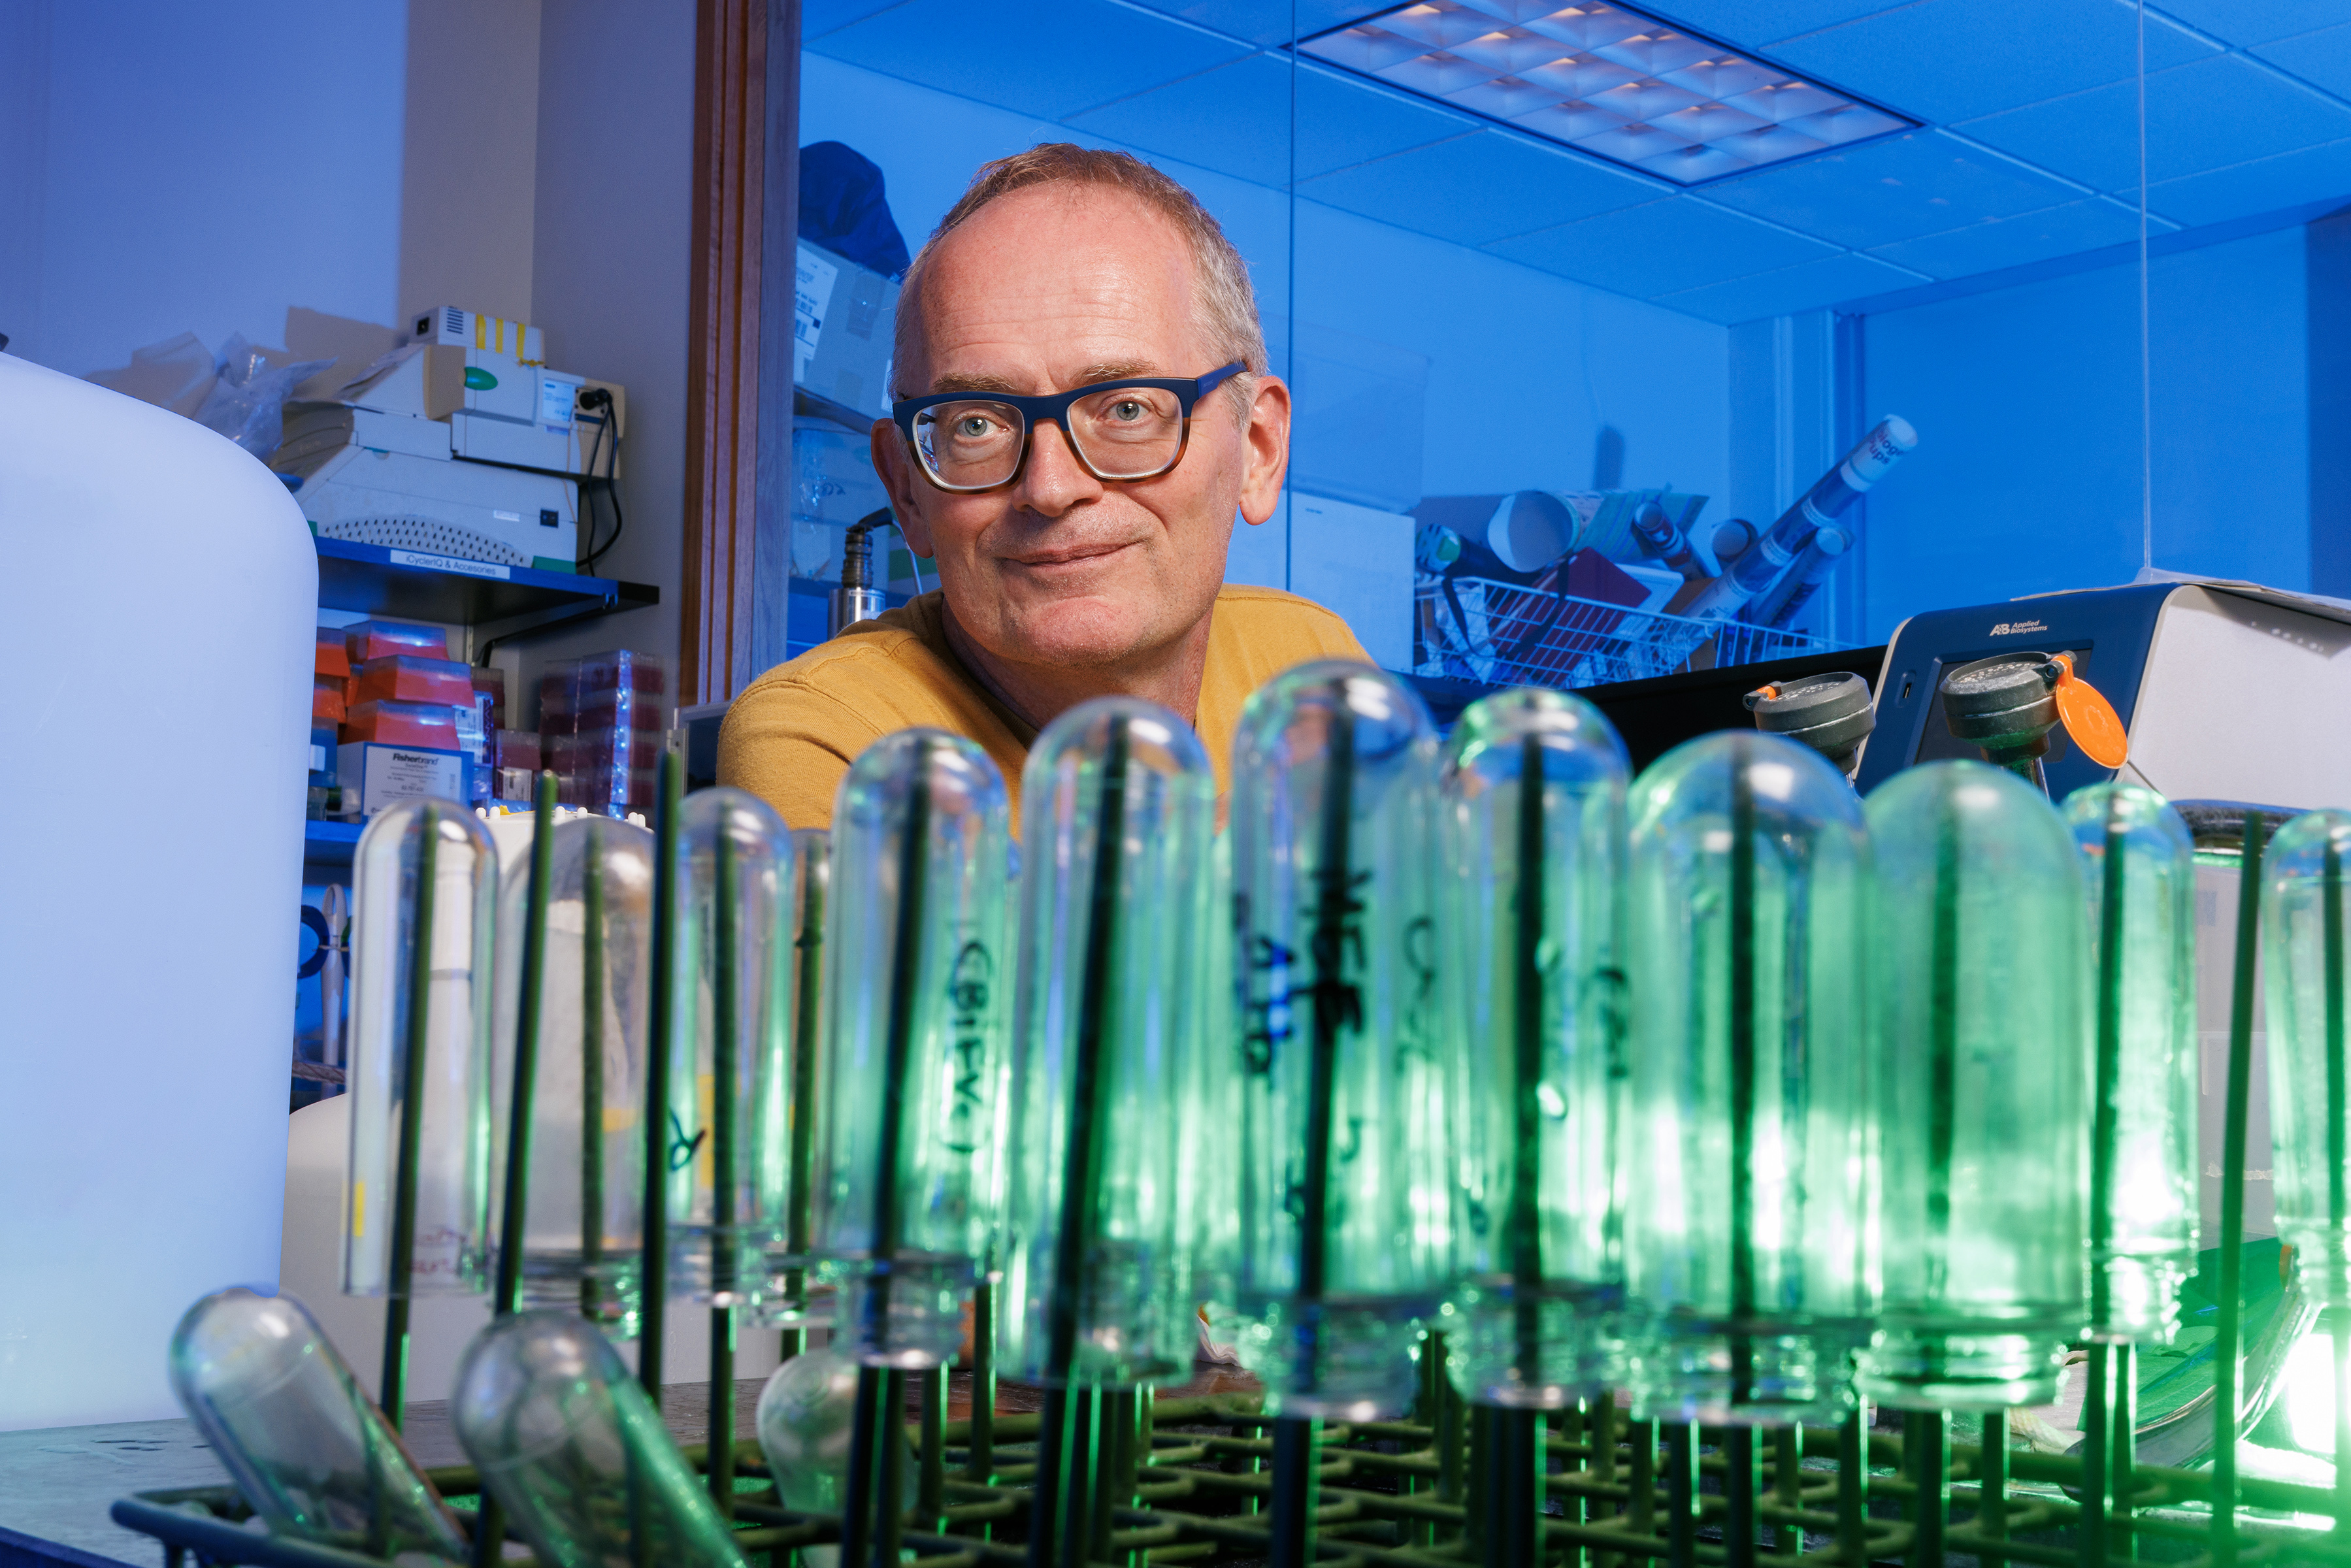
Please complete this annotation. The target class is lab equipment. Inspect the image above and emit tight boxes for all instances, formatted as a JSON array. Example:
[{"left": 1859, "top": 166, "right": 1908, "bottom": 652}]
[
  {"left": 2264, "top": 811, "right": 2351, "bottom": 1306},
  {"left": 1625, "top": 731, "right": 1873, "bottom": 1425},
  {"left": 1861, "top": 760, "right": 2088, "bottom": 1409},
  {"left": 272, "top": 314, "right": 622, "bottom": 572},
  {"left": 1748, "top": 523, "right": 1850, "bottom": 629},
  {"left": 489, "top": 812, "right": 657, "bottom": 1335},
  {"left": 668, "top": 789, "right": 795, "bottom": 1307},
  {"left": 1007, "top": 699, "right": 1214, "bottom": 1568},
  {"left": 1628, "top": 497, "right": 1706, "bottom": 581},
  {"left": 1681, "top": 416, "right": 1915, "bottom": 623},
  {"left": 1227, "top": 661, "right": 1450, "bottom": 1422},
  {"left": 1004, "top": 698, "right": 1213, "bottom": 1389},
  {"left": 168, "top": 1288, "right": 469, "bottom": 1563},
  {"left": 1742, "top": 672, "right": 1874, "bottom": 779},
  {"left": 452, "top": 1311, "right": 749, "bottom": 1568},
  {"left": 1858, "top": 581, "right": 2351, "bottom": 803},
  {"left": 832, "top": 508, "right": 890, "bottom": 636},
  {"left": 1935, "top": 653, "right": 2067, "bottom": 788},
  {"left": 754, "top": 1346, "right": 914, "bottom": 1513},
  {"left": 813, "top": 728, "right": 1012, "bottom": 1366},
  {"left": 1439, "top": 688, "right": 1630, "bottom": 1409},
  {"left": 2067, "top": 783, "right": 2198, "bottom": 1343},
  {"left": 344, "top": 799, "right": 498, "bottom": 1419},
  {"left": 758, "top": 828, "right": 832, "bottom": 1331},
  {"left": 540, "top": 650, "right": 671, "bottom": 817}
]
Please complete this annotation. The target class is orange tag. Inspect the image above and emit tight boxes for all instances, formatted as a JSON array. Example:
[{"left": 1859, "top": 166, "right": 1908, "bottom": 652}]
[{"left": 2051, "top": 653, "right": 2128, "bottom": 769}]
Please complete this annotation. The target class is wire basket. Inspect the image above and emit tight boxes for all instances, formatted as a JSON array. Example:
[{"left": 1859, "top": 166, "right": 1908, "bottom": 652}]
[{"left": 1416, "top": 576, "right": 1846, "bottom": 689}]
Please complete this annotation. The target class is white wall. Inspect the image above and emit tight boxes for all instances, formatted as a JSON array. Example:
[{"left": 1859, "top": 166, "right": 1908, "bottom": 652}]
[{"left": 0, "top": 0, "right": 409, "bottom": 378}]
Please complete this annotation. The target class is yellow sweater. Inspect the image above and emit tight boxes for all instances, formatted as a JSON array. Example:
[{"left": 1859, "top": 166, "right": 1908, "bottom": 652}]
[{"left": 716, "top": 585, "right": 1369, "bottom": 830}]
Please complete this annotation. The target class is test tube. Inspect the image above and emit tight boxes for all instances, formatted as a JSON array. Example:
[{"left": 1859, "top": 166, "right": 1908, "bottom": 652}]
[
  {"left": 757, "top": 828, "right": 832, "bottom": 1332},
  {"left": 1624, "top": 731, "right": 1873, "bottom": 1424},
  {"left": 667, "top": 788, "right": 795, "bottom": 1307},
  {"left": 452, "top": 1311, "right": 748, "bottom": 1568},
  {"left": 1228, "top": 661, "right": 1449, "bottom": 1420},
  {"left": 1191, "top": 828, "right": 1245, "bottom": 1353},
  {"left": 1004, "top": 698, "right": 1213, "bottom": 1388},
  {"left": 344, "top": 798, "right": 499, "bottom": 1419},
  {"left": 489, "top": 814, "right": 657, "bottom": 1336},
  {"left": 1860, "top": 760, "right": 2088, "bottom": 1409},
  {"left": 168, "top": 1288, "right": 469, "bottom": 1563},
  {"left": 2265, "top": 811, "right": 2351, "bottom": 1305},
  {"left": 2065, "top": 783, "right": 2197, "bottom": 1342},
  {"left": 812, "top": 728, "right": 1012, "bottom": 1365},
  {"left": 1438, "top": 688, "right": 1629, "bottom": 1408}
]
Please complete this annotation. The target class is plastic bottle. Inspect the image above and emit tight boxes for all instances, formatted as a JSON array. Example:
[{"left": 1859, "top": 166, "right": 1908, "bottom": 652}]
[
  {"left": 2264, "top": 811, "right": 2351, "bottom": 1309},
  {"left": 1860, "top": 760, "right": 2088, "bottom": 1408},
  {"left": 1228, "top": 661, "right": 1450, "bottom": 1418},
  {"left": 1624, "top": 732, "right": 1874, "bottom": 1424},
  {"left": 758, "top": 828, "right": 832, "bottom": 1330},
  {"left": 668, "top": 789, "right": 795, "bottom": 1307},
  {"left": 813, "top": 729, "right": 1012, "bottom": 1367},
  {"left": 1439, "top": 689, "right": 1630, "bottom": 1407},
  {"left": 489, "top": 814, "right": 658, "bottom": 1335},
  {"left": 2066, "top": 783, "right": 2197, "bottom": 1342},
  {"left": 452, "top": 1311, "right": 748, "bottom": 1567},
  {"left": 346, "top": 800, "right": 501, "bottom": 1302},
  {"left": 1682, "top": 417, "right": 1915, "bottom": 622},
  {"left": 1002, "top": 698, "right": 1215, "bottom": 1389},
  {"left": 168, "top": 1288, "right": 469, "bottom": 1563}
]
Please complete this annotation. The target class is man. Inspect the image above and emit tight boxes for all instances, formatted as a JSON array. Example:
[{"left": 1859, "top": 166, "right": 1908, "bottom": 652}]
[{"left": 718, "top": 144, "right": 1368, "bottom": 828}]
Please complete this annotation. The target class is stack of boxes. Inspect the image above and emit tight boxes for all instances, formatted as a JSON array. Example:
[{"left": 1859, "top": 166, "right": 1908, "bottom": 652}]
[
  {"left": 540, "top": 650, "right": 671, "bottom": 817},
  {"left": 308, "top": 618, "right": 661, "bottom": 818}
]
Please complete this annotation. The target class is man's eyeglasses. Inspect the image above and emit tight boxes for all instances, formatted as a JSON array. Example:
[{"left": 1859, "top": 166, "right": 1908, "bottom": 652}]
[{"left": 892, "top": 363, "right": 1245, "bottom": 494}]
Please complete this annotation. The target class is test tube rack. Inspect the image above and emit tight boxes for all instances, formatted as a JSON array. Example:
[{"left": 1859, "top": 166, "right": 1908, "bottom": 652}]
[{"left": 111, "top": 801, "right": 2350, "bottom": 1568}]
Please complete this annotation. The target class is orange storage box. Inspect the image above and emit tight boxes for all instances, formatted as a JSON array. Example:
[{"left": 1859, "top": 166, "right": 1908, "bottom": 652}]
[
  {"left": 352, "top": 655, "right": 474, "bottom": 708},
  {"left": 342, "top": 699, "right": 462, "bottom": 749}
]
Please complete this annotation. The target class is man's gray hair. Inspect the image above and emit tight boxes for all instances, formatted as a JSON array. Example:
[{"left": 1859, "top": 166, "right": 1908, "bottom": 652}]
[{"left": 891, "top": 144, "right": 1268, "bottom": 416}]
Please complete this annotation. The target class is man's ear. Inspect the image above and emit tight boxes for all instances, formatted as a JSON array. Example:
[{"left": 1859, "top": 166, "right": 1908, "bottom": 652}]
[
  {"left": 1236, "top": 374, "right": 1291, "bottom": 527},
  {"left": 870, "top": 419, "right": 936, "bottom": 557}
]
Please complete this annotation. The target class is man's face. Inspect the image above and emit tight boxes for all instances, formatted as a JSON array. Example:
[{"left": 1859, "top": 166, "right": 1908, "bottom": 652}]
[{"left": 872, "top": 184, "right": 1289, "bottom": 679}]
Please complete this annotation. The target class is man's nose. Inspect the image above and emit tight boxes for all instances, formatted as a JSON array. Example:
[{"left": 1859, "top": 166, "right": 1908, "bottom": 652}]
[{"left": 1015, "top": 419, "right": 1103, "bottom": 517}]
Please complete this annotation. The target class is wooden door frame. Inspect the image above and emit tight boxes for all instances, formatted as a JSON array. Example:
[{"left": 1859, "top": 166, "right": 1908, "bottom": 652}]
[{"left": 682, "top": 0, "right": 800, "bottom": 707}]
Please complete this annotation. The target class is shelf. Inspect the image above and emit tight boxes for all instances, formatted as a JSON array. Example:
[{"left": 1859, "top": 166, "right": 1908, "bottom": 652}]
[
  {"left": 303, "top": 819, "right": 365, "bottom": 872},
  {"left": 314, "top": 538, "right": 658, "bottom": 650}
]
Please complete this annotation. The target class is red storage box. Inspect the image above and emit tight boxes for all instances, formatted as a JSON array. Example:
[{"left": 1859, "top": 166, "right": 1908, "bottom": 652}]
[
  {"left": 471, "top": 669, "right": 507, "bottom": 731},
  {"left": 493, "top": 729, "right": 541, "bottom": 772},
  {"left": 314, "top": 627, "right": 350, "bottom": 679},
  {"left": 352, "top": 655, "right": 474, "bottom": 708},
  {"left": 342, "top": 699, "right": 463, "bottom": 748},
  {"left": 344, "top": 619, "right": 449, "bottom": 664},
  {"left": 312, "top": 677, "right": 347, "bottom": 724}
]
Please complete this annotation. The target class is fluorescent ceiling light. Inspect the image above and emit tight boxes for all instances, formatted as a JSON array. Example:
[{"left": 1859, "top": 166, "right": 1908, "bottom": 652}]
[{"left": 1301, "top": 1, "right": 1915, "bottom": 186}]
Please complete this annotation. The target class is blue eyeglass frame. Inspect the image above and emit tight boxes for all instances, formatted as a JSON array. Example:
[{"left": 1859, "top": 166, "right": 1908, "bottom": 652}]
[{"left": 890, "top": 362, "right": 1246, "bottom": 493}]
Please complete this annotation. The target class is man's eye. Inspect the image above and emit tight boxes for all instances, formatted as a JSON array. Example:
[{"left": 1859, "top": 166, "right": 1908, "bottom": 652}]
[{"left": 955, "top": 416, "right": 995, "bottom": 438}]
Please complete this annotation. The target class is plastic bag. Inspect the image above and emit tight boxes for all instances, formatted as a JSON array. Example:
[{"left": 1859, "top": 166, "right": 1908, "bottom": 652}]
[{"left": 193, "top": 334, "right": 333, "bottom": 460}]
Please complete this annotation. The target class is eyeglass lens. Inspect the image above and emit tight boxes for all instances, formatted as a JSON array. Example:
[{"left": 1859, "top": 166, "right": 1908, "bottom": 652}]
[{"left": 913, "top": 385, "right": 1186, "bottom": 488}]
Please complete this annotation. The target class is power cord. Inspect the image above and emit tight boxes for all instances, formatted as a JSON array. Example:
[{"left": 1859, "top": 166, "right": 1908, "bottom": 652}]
[{"left": 577, "top": 387, "right": 625, "bottom": 574}]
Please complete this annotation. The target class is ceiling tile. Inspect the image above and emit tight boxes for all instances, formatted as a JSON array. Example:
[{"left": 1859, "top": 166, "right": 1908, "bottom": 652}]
[
  {"left": 1863, "top": 197, "right": 2177, "bottom": 278},
  {"left": 1117, "top": 0, "right": 1381, "bottom": 47},
  {"left": 2150, "top": 0, "right": 2350, "bottom": 48},
  {"left": 1297, "top": 129, "right": 1660, "bottom": 245},
  {"left": 1484, "top": 196, "right": 1840, "bottom": 296},
  {"left": 1068, "top": 56, "right": 1466, "bottom": 186},
  {"left": 2256, "top": 22, "right": 2351, "bottom": 100},
  {"left": 1701, "top": 129, "right": 2087, "bottom": 249},
  {"left": 2137, "top": 135, "right": 2351, "bottom": 227},
  {"left": 804, "top": 0, "right": 904, "bottom": 37},
  {"left": 1958, "top": 54, "right": 2351, "bottom": 197},
  {"left": 813, "top": 0, "right": 1252, "bottom": 121},
  {"left": 1768, "top": 0, "right": 2215, "bottom": 125},
  {"left": 1649, "top": 251, "right": 1929, "bottom": 321},
  {"left": 1634, "top": 0, "right": 1912, "bottom": 50}
]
